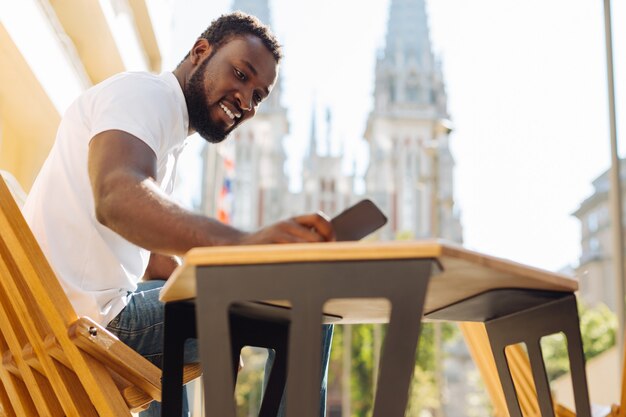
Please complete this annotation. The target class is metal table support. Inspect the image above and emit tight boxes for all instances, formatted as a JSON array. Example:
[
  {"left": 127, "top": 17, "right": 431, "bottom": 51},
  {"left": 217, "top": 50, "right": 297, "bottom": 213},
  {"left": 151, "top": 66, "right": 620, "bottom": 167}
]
[
  {"left": 195, "top": 259, "right": 434, "bottom": 417},
  {"left": 427, "top": 289, "right": 592, "bottom": 417},
  {"left": 161, "top": 301, "right": 290, "bottom": 417}
]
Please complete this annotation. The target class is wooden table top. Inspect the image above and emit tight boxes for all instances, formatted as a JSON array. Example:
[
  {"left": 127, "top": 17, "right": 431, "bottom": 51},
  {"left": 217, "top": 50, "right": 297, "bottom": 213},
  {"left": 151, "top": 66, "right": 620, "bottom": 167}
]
[{"left": 160, "top": 240, "right": 577, "bottom": 323}]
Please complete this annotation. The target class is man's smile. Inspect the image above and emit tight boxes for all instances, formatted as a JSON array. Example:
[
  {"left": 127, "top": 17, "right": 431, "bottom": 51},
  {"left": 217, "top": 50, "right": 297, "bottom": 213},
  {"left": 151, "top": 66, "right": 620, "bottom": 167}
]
[{"left": 219, "top": 101, "right": 241, "bottom": 124}]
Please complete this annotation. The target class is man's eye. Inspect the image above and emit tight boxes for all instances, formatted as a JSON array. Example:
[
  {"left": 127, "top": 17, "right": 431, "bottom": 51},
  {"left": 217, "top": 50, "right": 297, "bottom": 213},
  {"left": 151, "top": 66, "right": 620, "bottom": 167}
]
[
  {"left": 235, "top": 69, "right": 246, "bottom": 80},
  {"left": 254, "top": 93, "right": 262, "bottom": 104}
]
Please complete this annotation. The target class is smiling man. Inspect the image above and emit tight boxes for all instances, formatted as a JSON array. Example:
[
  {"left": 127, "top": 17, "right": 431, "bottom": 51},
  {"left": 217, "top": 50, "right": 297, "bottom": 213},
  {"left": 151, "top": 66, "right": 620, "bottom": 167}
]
[{"left": 24, "top": 12, "right": 334, "bottom": 417}]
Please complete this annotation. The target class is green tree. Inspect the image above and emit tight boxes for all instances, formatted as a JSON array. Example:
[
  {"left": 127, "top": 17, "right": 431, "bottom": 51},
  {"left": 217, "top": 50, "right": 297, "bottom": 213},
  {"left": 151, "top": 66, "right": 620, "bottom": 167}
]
[
  {"left": 327, "top": 322, "right": 460, "bottom": 417},
  {"left": 405, "top": 322, "right": 460, "bottom": 417},
  {"left": 235, "top": 347, "right": 268, "bottom": 417},
  {"left": 350, "top": 324, "right": 376, "bottom": 417}
]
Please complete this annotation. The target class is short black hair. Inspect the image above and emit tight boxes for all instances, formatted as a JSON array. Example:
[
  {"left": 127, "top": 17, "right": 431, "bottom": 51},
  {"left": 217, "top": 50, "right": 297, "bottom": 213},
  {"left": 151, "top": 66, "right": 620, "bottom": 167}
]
[{"left": 181, "top": 11, "right": 282, "bottom": 65}]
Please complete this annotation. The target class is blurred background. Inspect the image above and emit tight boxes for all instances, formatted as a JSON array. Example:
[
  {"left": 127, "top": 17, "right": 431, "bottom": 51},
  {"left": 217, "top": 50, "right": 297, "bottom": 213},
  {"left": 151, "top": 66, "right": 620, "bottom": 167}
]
[{"left": 0, "top": 0, "right": 624, "bottom": 415}]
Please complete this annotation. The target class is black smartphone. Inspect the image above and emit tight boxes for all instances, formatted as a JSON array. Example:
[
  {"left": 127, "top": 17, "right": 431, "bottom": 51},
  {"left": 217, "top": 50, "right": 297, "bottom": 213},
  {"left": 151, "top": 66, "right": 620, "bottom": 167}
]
[{"left": 330, "top": 199, "right": 388, "bottom": 241}]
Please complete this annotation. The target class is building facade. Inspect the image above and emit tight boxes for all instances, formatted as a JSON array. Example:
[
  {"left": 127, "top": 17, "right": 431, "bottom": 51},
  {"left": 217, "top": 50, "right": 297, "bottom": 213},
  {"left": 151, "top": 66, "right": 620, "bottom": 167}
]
[
  {"left": 572, "top": 160, "right": 626, "bottom": 311},
  {"left": 364, "top": 0, "right": 462, "bottom": 243},
  {"left": 364, "top": 2, "right": 475, "bottom": 417}
]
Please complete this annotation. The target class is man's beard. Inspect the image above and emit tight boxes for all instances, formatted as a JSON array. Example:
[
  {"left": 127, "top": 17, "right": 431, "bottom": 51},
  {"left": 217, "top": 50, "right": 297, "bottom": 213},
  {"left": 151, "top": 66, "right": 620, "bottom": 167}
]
[{"left": 185, "top": 57, "right": 230, "bottom": 144}]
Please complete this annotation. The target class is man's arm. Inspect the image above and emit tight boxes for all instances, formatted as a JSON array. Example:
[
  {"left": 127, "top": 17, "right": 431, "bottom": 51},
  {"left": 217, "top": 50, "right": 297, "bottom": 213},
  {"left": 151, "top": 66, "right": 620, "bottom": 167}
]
[
  {"left": 143, "top": 253, "right": 181, "bottom": 281},
  {"left": 88, "top": 130, "right": 334, "bottom": 255}
]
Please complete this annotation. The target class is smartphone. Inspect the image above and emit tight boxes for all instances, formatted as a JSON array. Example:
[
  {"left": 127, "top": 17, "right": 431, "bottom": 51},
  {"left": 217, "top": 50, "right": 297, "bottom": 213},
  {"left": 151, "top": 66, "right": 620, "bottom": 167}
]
[{"left": 331, "top": 199, "right": 388, "bottom": 241}]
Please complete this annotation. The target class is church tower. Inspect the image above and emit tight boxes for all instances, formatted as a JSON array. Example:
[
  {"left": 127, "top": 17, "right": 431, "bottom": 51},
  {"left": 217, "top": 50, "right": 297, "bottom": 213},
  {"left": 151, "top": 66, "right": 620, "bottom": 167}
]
[
  {"left": 203, "top": 0, "right": 289, "bottom": 229},
  {"left": 365, "top": 0, "right": 461, "bottom": 242}
]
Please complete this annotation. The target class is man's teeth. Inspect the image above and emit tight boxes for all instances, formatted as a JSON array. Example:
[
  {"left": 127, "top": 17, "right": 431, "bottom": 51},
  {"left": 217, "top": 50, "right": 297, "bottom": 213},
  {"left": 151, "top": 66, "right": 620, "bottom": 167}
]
[{"left": 220, "top": 103, "right": 238, "bottom": 120}]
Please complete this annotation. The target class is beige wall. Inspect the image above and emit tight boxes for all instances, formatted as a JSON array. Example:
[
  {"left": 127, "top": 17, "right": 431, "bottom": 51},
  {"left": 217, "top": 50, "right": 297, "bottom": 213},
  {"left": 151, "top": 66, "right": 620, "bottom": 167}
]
[
  {"left": 551, "top": 346, "right": 620, "bottom": 411},
  {"left": 0, "top": 0, "right": 161, "bottom": 191},
  {"left": 0, "top": 23, "right": 60, "bottom": 191}
]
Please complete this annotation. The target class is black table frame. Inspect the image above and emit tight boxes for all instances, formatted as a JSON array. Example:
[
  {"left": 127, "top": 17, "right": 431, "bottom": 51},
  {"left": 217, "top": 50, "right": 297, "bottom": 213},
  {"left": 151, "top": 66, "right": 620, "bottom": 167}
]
[
  {"left": 161, "top": 301, "right": 290, "bottom": 417},
  {"left": 162, "top": 258, "right": 591, "bottom": 417}
]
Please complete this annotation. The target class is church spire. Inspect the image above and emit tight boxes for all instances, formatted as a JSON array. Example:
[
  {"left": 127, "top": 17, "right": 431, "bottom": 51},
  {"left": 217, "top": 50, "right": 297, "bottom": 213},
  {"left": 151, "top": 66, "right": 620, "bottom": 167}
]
[
  {"left": 372, "top": 0, "right": 446, "bottom": 113},
  {"left": 384, "top": 0, "right": 433, "bottom": 66},
  {"left": 325, "top": 107, "right": 332, "bottom": 157},
  {"left": 364, "top": 0, "right": 460, "bottom": 244},
  {"left": 308, "top": 101, "right": 318, "bottom": 158}
]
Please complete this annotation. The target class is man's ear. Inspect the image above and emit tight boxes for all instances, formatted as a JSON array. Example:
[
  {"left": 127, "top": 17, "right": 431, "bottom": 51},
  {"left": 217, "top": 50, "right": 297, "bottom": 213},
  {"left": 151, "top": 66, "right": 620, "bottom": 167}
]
[{"left": 190, "top": 39, "right": 213, "bottom": 65}]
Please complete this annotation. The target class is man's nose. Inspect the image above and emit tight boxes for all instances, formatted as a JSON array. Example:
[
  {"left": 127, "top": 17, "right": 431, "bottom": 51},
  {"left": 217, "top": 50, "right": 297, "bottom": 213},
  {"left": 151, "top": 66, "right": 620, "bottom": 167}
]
[{"left": 235, "top": 90, "right": 253, "bottom": 112}]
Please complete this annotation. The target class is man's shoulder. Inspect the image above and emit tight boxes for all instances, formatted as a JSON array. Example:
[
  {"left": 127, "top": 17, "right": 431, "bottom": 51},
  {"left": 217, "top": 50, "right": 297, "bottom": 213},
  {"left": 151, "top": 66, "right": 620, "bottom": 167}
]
[
  {"left": 84, "top": 71, "right": 182, "bottom": 117},
  {"left": 96, "top": 72, "right": 172, "bottom": 96},
  {"left": 80, "top": 71, "right": 186, "bottom": 153}
]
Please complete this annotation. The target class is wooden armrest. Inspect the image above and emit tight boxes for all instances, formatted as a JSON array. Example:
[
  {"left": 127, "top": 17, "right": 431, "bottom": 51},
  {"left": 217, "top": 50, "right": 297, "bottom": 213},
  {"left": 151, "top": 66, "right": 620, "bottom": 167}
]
[
  {"left": 22, "top": 316, "right": 202, "bottom": 411},
  {"left": 122, "top": 363, "right": 201, "bottom": 412},
  {"left": 123, "top": 385, "right": 154, "bottom": 412},
  {"left": 183, "top": 362, "right": 202, "bottom": 384},
  {"left": 25, "top": 332, "right": 164, "bottom": 411},
  {"left": 68, "top": 317, "right": 162, "bottom": 400},
  {"left": 122, "top": 363, "right": 201, "bottom": 413}
]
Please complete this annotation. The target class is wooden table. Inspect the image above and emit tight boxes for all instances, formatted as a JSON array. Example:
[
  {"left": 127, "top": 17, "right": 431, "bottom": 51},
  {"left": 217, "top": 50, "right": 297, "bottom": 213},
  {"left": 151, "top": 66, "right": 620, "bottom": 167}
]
[{"left": 160, "top": 240, "right": 591, "bottom": 417}]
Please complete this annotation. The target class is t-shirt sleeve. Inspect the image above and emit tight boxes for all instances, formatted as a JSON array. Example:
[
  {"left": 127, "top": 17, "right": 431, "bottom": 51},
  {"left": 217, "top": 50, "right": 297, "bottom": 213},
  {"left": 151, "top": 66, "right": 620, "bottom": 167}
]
[{"left": 88, "top": 75, "right": 176, "bottom": 155}]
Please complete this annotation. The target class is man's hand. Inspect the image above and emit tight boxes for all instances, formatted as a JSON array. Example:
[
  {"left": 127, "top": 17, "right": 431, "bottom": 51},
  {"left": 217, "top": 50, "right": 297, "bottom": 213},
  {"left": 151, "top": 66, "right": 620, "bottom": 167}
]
[{"left": 239, "top": 213, "right": 335, "bottom": 245}]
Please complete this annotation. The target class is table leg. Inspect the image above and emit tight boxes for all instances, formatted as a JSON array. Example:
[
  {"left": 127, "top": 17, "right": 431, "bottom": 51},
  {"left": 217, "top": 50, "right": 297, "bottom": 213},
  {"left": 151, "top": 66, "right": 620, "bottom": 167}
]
[
  {"left": 162, "top": 301, "right": 196, "bottom": 417},
  {"left": 195, "top": 259, "right": 434, "bottom": 417},
  {"left": 259, "top": 341, "right": 287, "bottom": 417},
  {"left": 372, "top": 289, "right": 427, "bottom": 417},
  {"left": 284, "top": 302, "right": 324, "bottom": 417},
  {"left": 485, "top": 294, "right": 591, "bottom": 417},
  {"left": 229, "top": 313, "right": 289, "bottom": 417},
  {"left": 197, "top": 300, "right": 238, "bottom": 417}
]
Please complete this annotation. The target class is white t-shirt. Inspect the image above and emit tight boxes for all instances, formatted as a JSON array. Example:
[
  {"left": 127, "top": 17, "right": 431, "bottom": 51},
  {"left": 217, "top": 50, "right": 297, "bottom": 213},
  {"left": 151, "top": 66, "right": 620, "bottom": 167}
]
[{"left": 24, "top": 72, "right": 189, "bottom": 325}]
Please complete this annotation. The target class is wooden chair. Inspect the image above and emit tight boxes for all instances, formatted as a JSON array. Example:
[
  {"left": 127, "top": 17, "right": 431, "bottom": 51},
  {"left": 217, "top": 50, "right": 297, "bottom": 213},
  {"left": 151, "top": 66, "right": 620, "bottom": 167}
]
[{"left": 0, "top": 176, "right": 201, "bottom": 416}]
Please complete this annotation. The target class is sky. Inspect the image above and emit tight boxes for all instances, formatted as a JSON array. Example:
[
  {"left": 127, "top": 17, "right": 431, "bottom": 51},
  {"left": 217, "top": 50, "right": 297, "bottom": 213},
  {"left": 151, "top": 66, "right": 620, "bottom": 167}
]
[{"left": 153, "top": 0, "right": 626, "bottom": 273}]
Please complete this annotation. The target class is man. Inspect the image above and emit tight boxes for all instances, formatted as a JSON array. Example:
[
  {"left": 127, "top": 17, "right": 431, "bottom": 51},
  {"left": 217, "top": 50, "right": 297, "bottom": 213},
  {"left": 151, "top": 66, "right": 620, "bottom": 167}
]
[{"left": 24, "top": 12, "right": 334, "bottom": 417}]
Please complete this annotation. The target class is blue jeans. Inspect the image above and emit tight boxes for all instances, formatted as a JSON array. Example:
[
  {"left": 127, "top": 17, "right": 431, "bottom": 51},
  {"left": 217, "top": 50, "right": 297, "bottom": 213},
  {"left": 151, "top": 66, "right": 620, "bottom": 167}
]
[
  {"left": 106, "top": 280, "right": 195, "bottom": 417},
  {"left": 106, "top": 280, "right": 333, "bottom": 417}
]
